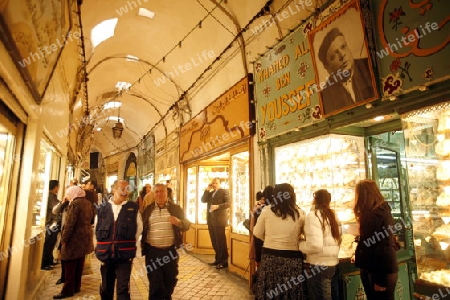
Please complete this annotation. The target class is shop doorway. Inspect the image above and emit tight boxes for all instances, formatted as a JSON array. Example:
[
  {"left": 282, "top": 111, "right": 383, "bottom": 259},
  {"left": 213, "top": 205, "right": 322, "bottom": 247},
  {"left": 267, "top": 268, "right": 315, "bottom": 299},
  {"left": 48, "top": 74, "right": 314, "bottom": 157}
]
[
  {"left": 367, "top": 132, "right": 411, "bottom": 250},
  {"left": 183, "top": 146, "right": 251, "bottom": 277}
]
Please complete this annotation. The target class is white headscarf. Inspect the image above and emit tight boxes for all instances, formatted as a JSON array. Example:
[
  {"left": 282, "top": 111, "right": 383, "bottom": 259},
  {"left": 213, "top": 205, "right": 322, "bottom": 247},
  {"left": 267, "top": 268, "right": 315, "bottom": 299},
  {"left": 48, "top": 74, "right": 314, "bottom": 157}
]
[{"left": 65, "top": 186, "right": 86, "bottom": 201}]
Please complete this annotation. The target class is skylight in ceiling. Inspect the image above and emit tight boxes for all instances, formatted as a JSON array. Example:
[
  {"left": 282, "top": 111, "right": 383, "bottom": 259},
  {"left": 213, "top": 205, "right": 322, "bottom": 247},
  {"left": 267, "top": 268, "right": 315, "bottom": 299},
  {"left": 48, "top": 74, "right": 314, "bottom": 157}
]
[
  {"left": 138, "top": 8, "right": 155, "bottom": 19},
  {"left": 91, "top": 18, "right": 118, "bottom": 49},
  {"left": 126, "top": 55, "right": 139, "bottom": 62},
  {"left": 115, "top": 81, "right": 131, "bottom": 91},
  {"left": 107, "top": 116, "right": 125, "bottom": 123},
  {"left": 104, "top": 101, "right": 122, "bottom": 109}
]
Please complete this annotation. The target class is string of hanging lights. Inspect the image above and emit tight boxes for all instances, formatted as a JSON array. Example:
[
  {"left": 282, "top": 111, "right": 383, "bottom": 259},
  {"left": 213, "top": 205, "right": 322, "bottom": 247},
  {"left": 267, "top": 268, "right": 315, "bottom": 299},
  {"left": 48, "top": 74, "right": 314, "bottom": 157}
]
[{"left": 96, "top": 0, "right": 326, "bottom": 151}]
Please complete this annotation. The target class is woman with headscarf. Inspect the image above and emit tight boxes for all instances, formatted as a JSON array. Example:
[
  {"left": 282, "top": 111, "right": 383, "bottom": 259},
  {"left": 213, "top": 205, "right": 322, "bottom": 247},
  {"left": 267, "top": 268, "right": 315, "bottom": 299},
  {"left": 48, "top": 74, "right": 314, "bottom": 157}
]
[{"left": 53, "top": 186, "right": 96, "bottom": 299}]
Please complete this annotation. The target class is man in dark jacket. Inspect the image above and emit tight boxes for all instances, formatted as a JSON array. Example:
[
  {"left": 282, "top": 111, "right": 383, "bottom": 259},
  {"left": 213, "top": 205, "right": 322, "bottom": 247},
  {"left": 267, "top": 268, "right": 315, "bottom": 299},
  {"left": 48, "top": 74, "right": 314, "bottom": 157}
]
[
  {"left": 201, "top": 178, "right": 230, "bottom": 269},
  {"left": 95, "top": 180, "right": 143, "bottom": 300},
  {"left": 41, "top": 180, "right": 60, "bottom": 270},
  {"left": 142, "top": 183, "right": 190, "bottom": 300}
]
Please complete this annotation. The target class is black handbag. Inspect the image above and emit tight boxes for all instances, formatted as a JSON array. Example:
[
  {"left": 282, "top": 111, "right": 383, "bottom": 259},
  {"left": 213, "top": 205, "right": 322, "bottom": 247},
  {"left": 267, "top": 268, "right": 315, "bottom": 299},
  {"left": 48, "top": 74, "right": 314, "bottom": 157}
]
[{"left": 243, "top": 218, "right": 251, "bottom": 231}]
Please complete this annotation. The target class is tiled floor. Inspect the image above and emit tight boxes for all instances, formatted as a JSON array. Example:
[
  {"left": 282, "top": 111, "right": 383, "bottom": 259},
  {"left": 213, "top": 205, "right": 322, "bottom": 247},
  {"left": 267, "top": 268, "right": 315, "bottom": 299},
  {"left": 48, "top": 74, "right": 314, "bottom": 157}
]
[{"left": 37, "top": 252, "right": 252, "bottom": 299}]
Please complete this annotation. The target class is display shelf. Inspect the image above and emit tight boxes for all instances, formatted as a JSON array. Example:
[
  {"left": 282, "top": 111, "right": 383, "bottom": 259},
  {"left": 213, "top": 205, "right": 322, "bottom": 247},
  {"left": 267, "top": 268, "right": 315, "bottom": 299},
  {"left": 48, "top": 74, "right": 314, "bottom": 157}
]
[
  {"left": 198, "top": 166, "right": 229, "bottom": 224},
  {"left": 186, "top": 167, "right": 197, "bottom": 223},
  {"left": 275, "top": 134, "right": 365, "bottom": 258},
  {"left": 231, "top": 152, "right": 250, "bottom": 235},
  {"left": 403, "top": 104, "right": 450, "bottom": 288},
  {"left": 32, "top": 140, "right": 55, "bottom": 228}
]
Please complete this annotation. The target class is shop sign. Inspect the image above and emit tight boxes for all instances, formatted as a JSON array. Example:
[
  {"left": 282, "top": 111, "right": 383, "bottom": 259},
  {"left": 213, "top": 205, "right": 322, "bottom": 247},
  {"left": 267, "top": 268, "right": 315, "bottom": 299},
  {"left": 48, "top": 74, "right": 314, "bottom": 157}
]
[
  {"left": 373, "top": 0, "right": 450, "bottom": 98},
  {"left": 179, "top": 77, "right": 250, "bottom": 162},
  {"left": 254, "top": 22, "right": 321, "bottom": 140}
]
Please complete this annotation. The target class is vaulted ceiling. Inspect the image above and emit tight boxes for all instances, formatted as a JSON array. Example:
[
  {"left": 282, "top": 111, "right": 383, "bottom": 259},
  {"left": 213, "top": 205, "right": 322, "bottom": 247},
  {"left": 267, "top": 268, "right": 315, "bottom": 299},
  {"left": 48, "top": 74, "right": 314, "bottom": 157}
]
[{"left": 80, "top": 0, "right": 322, "bottom": 156}]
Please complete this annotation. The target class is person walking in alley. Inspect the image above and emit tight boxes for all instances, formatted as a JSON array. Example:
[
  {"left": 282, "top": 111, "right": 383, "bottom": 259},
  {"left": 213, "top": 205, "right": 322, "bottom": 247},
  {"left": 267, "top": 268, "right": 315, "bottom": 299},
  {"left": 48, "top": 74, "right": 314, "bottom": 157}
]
[
  {"left": 41, "top": 180, "right": 60, "bottom": 271},
  {"left": 95, "top": 180, "right": 142, "bottom": 300},
  {"left": 201, "top": 178, "right": 230, "bottom": 269},
  {"left": 53, "top": 186, "right": 96, "bottom": 299},
  {"left": 142, "top": 183, "right": 190, "bottom": 299}
]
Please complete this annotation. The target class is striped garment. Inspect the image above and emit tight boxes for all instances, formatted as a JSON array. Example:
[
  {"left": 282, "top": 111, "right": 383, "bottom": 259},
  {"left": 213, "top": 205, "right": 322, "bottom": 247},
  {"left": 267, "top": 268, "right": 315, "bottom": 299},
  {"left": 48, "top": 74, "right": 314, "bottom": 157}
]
[{"left": 146, "top": 206, "right": 175, "bottom": 248}]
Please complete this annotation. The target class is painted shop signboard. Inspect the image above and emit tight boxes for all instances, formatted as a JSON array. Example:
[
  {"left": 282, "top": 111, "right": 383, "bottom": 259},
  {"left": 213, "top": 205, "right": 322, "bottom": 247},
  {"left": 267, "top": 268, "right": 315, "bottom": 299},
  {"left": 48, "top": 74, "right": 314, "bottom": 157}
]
[
  {"left": 179, "top": 77, "right": 250, "bottom": 163},
  {"left": 254, "top": 0, "right": 380, "bottom": 139},
  {"left": 309, "top": 0, "right": 379, "bottom": 117},
  {"left": 373, "top": 0, "right": 450, "bottom": 98},
  {"left": 254, "top": 21, "right": 321, "bottom": 141}
]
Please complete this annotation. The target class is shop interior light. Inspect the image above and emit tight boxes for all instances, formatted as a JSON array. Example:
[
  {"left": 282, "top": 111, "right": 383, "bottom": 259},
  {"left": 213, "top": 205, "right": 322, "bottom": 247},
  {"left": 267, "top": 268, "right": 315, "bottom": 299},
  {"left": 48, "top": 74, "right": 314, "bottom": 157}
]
[
  {"left": 439, "top": 242, "right": 449, "bottom": 251},
  {"left": 138, "top": 8, "right": 155, "bottom": 19},
  {"left": 0, "top": 133, "right": 11, "bottom": 141},
  {"left": 442, "top": 217, "right": 450, "bottom": 224},
  {"left": 373, "top": 116, "right": 385, "bottom": 122}
]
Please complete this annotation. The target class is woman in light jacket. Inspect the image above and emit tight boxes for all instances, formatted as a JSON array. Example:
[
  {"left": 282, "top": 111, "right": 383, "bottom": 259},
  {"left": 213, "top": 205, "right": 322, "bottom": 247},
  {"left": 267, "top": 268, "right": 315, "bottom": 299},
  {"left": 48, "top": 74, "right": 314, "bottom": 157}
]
[
  {"left": 253, "top": 183, "right": 306, "bottom": 300},
  {"left": 299, "top": 189, "right": 341, "bottom": 300}
]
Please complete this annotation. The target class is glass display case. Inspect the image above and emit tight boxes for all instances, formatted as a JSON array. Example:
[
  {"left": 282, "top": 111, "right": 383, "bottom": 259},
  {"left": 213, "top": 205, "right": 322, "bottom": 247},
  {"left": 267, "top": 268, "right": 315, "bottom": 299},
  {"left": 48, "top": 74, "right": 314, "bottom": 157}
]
[
  {"left": 231, "top": 152, "right": 250, "bottom": 235},
  {"left": 0, "top": 126, "right": 16, "bottom": 248},
  {"left": 198, "top": 166, "right": 229, "bottom": 224},
  {"left": 186, "top": 167, "right": 197, "bottom": 223},
  {"left": 366, "top": 132, "right": 412, "bottom": 252},
  {"left": 402, "top": 104, "right": 450, "bottom": 289},
  {"left": 32, "top": 140, "right": 54, "bottom": 233},
  {"left": 275, "top": 134, "right": 366, "bottom": 258},
  {"left": 185, "top": 165, "right": 229, "bottom": 224}
]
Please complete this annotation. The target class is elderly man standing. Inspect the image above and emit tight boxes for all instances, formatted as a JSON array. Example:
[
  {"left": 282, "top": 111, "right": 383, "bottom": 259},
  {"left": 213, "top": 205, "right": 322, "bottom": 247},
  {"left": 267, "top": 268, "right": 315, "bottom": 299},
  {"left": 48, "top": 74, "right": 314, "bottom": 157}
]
[
  {"left": 142, "top": 183, "right": 190, "bottom": 300},
  {"left": 95, "top": 180, "right": 142, "bottom": 300}
]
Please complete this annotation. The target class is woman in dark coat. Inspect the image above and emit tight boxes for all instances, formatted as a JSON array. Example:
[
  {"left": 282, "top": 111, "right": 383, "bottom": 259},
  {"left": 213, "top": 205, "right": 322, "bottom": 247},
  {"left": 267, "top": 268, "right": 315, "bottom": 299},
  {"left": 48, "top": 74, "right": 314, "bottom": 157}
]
[
  {"left": 53, "top": 186, "right": 96, "bottom": 299},
  {"left": 353, "top": 180, "right": 398, "bottom": 300}
]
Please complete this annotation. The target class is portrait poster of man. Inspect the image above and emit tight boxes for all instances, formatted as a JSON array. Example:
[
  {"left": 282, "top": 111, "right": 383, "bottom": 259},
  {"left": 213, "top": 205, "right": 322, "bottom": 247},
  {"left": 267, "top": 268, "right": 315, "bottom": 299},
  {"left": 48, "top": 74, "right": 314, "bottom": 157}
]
[{"left": 309, "top": 0, "right": 378, "bottom": 117}]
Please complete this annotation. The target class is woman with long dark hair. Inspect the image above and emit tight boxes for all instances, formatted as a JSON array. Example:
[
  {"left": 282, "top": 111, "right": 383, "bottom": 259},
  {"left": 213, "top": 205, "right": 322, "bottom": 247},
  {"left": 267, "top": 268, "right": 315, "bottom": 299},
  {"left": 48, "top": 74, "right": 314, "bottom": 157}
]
[
  {"left": 253, "top": 183, "right": 306, "bottom": 299},
  {"left": 299, "top": 189, "right": 341, "bottom": 300},
  {"left": 353, "top": 179, "right": 398, "bottom": 300}
]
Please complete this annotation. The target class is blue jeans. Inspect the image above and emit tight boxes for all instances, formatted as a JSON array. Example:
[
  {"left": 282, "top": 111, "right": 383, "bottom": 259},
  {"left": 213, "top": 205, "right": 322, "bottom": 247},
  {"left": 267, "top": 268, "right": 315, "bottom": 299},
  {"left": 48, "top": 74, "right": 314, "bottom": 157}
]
[{"left": 307, "top": 264, "right": 339, "bottom": 300}]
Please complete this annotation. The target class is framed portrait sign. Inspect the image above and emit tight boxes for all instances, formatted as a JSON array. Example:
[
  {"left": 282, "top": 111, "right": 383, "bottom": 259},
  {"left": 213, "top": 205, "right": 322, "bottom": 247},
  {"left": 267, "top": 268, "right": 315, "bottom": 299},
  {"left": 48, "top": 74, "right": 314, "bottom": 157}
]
[
  {"left": 0, "top": 0, "right": 72, "bottom": 104},
  {"left": 308, "top": 0, "right": 378, "bottom": 117}
]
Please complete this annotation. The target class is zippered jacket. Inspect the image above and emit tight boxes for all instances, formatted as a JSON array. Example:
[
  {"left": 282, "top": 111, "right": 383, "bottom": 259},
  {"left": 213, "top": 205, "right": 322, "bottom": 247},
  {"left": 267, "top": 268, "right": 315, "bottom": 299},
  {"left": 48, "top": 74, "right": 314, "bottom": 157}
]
[{"left": 95, "top": 201, "right": 138, "bottom": 261}]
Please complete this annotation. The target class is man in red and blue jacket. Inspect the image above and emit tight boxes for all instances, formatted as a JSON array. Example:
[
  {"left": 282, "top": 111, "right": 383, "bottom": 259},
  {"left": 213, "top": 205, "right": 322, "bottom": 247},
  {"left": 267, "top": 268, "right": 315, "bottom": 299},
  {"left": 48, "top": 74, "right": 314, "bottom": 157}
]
[{"left": 95, "top": 180, "right": 142, "bottom": 300}]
